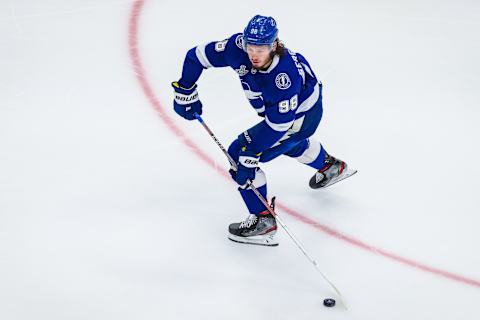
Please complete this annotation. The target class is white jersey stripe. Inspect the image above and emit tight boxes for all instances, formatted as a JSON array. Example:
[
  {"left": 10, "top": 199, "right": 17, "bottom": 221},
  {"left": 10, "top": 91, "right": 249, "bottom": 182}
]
[
  {"left": 195, "top": 44, "right": 213, "bottom": 69},
  {"left": 294, "top": 139, "right": 321, "bottom": 164},
  {"left": 265, "top": 115, "right": 294, "bottom": 132},
  {"left": 297, "top": 83, "right": 320, "bottom": 114},
  {"left": 255, "top": 106, "right": 265, "bottom": 113}
]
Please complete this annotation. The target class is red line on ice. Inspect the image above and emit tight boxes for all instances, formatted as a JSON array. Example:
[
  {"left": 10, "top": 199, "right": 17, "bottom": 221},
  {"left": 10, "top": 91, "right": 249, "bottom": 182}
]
[{"left": 128, "top": 0, "right": 480, "bottom": 289}]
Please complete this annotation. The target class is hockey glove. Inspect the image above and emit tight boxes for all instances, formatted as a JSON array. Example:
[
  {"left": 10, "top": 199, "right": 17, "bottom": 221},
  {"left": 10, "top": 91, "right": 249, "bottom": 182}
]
[
  {"left": 172, "top": 81, "right": 203, "bottom": 120},
  {"left": 233, "top": 149, "right": 261, "bottom": 186}
]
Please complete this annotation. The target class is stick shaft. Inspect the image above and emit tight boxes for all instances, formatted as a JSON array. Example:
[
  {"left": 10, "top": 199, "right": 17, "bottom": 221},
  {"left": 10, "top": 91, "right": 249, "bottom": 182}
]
[{"left": 194, "top": 113, "right": 347, "bottom": 308}]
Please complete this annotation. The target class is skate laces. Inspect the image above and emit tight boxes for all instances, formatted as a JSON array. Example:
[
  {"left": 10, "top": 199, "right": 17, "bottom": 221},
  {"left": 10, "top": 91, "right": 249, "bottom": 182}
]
[{"left": 239, "top": 214, "right": 258, "bottom": 228}]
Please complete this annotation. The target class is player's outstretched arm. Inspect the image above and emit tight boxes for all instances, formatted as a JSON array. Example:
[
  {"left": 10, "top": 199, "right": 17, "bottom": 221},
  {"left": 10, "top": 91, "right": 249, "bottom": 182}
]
[{"left": 172, "top": 35, "right": 237, "bottom": 121}]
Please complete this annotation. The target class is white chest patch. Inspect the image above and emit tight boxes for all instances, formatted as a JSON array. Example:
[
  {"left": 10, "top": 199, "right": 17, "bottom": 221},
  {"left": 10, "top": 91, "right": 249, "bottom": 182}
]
[{"left": 275, "top": 73, "right": 291, "bottom": 90}]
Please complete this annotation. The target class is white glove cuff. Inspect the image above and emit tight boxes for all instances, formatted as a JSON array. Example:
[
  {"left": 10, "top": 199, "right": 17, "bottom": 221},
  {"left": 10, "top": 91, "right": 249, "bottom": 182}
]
[
  {"left": 174, "top": 90, "right": 199, "bottom": 105},
  {"left": 239, "top": 155, "right": 259, "bottom": 168}
]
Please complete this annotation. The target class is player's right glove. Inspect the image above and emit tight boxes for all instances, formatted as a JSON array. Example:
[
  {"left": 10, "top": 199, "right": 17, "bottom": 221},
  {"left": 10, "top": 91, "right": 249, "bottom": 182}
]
[
  {"left": 230, "top": 149, "right": 261, "bottom": 186},
  {"left": 172, "top": 81, "right": 203, "bottom": 120}
]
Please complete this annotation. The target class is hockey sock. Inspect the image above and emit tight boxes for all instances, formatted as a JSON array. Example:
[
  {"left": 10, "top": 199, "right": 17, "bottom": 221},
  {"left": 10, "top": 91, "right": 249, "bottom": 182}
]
[
  {"left": 238, "top": 168, "right": 268, "bottom": 215},
  {"left": 290, "top": 139, "right": 327, "bottom": 170}
]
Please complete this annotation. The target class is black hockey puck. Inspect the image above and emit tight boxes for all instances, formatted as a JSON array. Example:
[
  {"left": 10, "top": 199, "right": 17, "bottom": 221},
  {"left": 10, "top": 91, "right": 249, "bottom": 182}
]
[{"left": 323, "top": 298, "right": 336, "bottom": 307}]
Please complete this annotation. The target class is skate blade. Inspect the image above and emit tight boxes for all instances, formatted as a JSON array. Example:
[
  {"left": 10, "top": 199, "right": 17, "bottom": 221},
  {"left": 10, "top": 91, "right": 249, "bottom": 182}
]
[
  {"left": 228, "top": 234, "right": 279, "bottom": 246},
  {"left": 317, "top": 169, "right": 358, "bottom": 189}
]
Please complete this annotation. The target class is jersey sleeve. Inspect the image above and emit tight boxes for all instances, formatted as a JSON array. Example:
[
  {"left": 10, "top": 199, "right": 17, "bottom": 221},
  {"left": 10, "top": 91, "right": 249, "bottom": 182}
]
[{"left": 178, "top": 34, "right": 241, "bottom": 88}]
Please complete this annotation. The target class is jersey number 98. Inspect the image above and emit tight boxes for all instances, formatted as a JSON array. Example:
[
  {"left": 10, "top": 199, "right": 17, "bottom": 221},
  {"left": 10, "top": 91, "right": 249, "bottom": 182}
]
[{"left": 278, "top": 95, "right": 298, "bottom": 113}]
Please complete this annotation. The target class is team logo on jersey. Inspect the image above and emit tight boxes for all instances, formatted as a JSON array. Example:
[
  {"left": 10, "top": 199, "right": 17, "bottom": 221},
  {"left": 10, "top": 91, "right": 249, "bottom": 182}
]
[
  {"left": 236, "top": 65, "right": 249, "bottom": 76},
  {"left": 235, "top": 35, "right": 244, "bottom": 50},
  {"left": 275, "top": 73, "right": 291, "bottom": 90}
]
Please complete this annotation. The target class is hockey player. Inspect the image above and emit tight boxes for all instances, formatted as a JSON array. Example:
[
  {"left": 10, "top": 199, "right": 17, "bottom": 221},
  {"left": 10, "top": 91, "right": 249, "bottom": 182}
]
[{"left": 172, "top": 15, "right": 352, "bottom": 246}]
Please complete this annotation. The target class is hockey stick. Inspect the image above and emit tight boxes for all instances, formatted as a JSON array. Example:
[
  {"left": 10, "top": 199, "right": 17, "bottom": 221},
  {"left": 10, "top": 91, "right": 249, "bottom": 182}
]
[{"left": 193, "top": 113, "right": 348, "bottom": 309}]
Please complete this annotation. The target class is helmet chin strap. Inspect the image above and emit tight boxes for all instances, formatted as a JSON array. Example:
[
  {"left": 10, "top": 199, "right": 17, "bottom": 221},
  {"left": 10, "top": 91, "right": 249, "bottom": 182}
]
[
  {"left": 261, "top": 45, "right": 277, "bottom": 69},
  {"left": 269, "top": 39, "right": 280, "bottom": 59},
  {"left": 269, "top": 50, "right": 275, "bottom": 59}
]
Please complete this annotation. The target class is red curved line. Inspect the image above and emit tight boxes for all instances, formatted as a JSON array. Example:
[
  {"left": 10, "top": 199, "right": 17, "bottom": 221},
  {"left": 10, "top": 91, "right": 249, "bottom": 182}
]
[{"left": 128, "top": 0, "right": 480, "bottom": 289}]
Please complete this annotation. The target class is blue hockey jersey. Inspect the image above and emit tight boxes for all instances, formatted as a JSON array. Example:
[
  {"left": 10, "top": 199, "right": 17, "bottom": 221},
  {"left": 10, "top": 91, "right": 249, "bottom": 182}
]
[{"left": 178, "top": 33, "right": 322, "bottom": 154}]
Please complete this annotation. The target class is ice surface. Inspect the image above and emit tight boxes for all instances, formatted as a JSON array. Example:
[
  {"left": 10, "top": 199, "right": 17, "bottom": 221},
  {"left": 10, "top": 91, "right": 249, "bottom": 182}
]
[{"left": 1, "top": 0, "right": 479, "bottom": 319}]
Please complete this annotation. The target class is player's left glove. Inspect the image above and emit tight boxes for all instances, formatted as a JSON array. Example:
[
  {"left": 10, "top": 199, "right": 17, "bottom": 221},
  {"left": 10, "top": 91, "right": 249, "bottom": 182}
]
[
  {"left": 231, "top": 149, "right": 260, "bottom": 186},
  {"left": 172, "top": 81, "right": 203, "bottom": 120}
]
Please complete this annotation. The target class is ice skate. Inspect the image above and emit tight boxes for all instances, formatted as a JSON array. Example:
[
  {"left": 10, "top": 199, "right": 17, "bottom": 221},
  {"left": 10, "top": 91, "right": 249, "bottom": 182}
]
[
  {"left": 228, "top": 210, "right": 278, "bottom": 246},
  {"left": 309, "top": 154, "right": 357, "bottom": 189}
]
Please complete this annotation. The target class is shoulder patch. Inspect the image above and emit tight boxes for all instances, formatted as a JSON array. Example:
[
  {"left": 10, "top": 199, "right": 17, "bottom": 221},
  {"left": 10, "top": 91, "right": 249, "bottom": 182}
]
[
  {"left": 215, "top": 39, "right": 228, "bottom": 52},
  {"left": 275, "top": 73, "right": 291, "bottom": 90},
  {"left": 235, "top": 34, "right": 244, "bottom": 50}
]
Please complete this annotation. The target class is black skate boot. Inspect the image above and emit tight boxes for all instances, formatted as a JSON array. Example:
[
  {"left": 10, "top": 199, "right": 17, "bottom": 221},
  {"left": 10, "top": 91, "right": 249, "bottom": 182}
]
[
  {"left": 228, "top": 209, "right": 278, "bottom": 246},
  {"left": 309, "top": 154, "right": 355, "bottom": 189}
]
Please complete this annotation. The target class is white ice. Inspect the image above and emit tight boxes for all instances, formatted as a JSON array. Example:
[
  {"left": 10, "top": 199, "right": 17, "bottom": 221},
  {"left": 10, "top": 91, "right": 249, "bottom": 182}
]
[{"left": 1, "top": 0, "right": 479, "bottom": 319}]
